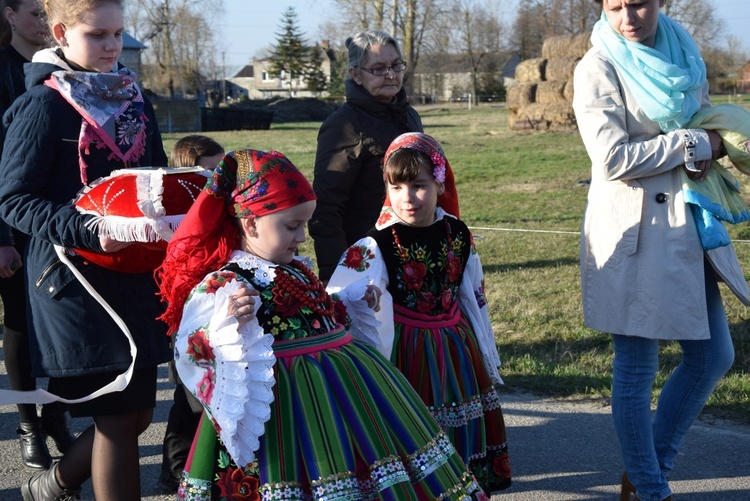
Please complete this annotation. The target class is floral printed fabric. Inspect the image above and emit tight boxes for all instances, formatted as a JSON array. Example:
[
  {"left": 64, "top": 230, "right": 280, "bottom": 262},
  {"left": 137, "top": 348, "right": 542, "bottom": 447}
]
[{"left": 329, "top": 209, "right": 502, "bottom": 385}]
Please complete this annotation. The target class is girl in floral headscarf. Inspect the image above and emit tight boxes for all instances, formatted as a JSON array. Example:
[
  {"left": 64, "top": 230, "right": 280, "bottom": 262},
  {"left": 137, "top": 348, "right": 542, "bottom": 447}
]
[
  {"left": 328, "top": 132, "right": 512, "bottom": 494},
  {"left": 157, "top": 149, "right": 486, "bottom": 501}
]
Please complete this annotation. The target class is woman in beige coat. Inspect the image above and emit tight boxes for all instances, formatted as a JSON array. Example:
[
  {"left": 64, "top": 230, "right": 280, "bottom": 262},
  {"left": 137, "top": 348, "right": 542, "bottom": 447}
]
[{"left": 572, "top": 1, "right": 747, "bottom": 500}]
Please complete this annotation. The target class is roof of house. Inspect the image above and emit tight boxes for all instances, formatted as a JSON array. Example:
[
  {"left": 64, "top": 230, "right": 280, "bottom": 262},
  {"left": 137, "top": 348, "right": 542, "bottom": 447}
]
[
  {"left": 122, "top": 32, "right": 145, "bottom": 50},
  {"left": 233, "top": 65, "right": 255, "bottom": 78}
]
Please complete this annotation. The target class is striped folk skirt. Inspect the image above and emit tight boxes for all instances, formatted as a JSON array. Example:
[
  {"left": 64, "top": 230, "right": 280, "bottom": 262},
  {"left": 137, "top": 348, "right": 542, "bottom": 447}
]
[
  {"left": 393, "top": 304, "right": 512, "bottom": 494},
  {"left": 179, "top": 326, "right": 482, "bottom": 500}
]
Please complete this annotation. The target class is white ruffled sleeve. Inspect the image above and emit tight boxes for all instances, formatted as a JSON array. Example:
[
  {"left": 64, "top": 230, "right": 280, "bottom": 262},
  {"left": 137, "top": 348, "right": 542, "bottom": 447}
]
[
  {"left": 458, "top": 247, "right": 504, "bottom": 386},
  {"left": 326, "top": 236, "right": 395, "bottom": 360},
  {"left": 174, "top": 273, "right": 276, "bottom": 467}
]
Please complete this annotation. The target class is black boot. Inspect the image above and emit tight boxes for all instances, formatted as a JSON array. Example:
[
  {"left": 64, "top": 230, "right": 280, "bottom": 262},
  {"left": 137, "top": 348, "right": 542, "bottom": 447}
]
[
  {"left": 21, "top": 462, "right": 81, "bottom": 501},
  {"left": 41, "top": 403, "right": 75, "bottom": 454},
  {"left": 17, "top": 422, "right": 52, "bottom": 470}
]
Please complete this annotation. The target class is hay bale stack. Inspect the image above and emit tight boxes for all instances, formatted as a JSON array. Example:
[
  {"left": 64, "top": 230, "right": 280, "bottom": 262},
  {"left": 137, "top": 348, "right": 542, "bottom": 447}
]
[
  {"left": 545, "top": 57, "right": 580, "bottom": 81},
  {"left": 535, "top": 80, "right": 567, "bottom": 104},
  {"left": 515, "top": 58, "right": 546, "bottom": 83},
  {"left": 563, "top": 78, "right": 575, "bottom": 101},
  {"left": 544, "top": 101, "right": 577, "bottom": 127},
  {"left": 506, "top": 82, "right": 536, "bottom": 113},
  {"left": 509, "top": 103, "right": 548, "bottom": 130},
  {"left": 508, "top": 33, "right": 590, "bottom": 131},
  {"left": 541, "top": 36, "right": 572, "bottom": 59}
]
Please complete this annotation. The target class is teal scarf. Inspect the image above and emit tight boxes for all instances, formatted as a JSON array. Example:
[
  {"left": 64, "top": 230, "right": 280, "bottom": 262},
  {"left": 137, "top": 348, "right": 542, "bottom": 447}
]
[{"left": 590, "top": 13, "right": 706, "bottom": 132}]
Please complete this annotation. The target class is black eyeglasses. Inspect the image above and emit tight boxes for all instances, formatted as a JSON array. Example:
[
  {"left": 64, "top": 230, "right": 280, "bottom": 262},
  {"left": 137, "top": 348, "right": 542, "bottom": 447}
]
[{"left": 359, "top": 62, "right": 407, "bottom": 76}]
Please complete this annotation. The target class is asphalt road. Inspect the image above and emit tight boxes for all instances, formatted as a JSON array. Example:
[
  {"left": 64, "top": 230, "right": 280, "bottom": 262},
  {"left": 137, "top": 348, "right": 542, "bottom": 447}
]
[{"left": 1, "top": 348, "right": 749, "bottom": 499}]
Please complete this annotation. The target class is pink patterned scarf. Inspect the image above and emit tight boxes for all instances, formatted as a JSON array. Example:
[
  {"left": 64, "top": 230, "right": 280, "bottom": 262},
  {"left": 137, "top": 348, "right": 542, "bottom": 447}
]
[{"left": 39, "top": 49, "right": 148, "bottom": 184}]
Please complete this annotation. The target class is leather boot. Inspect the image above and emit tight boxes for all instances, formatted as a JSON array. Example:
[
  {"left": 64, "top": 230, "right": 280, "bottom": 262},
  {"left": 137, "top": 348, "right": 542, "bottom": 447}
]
[
  {"left": 21, "top": 462, "right": 81, "bottom": 501},
  {"left": 41, "top": 403, "right": 75, "bottom": 453},
  {"left": 17, "top": 422, "right": 52, "bottom": 470}
]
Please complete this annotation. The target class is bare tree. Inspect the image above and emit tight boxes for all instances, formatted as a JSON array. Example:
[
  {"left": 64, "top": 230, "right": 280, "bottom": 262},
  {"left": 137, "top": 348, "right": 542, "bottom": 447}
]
[
  {"left": 331, "top": 0, "right": 447, "bottom": 90},
  {"left": 450, "top": 0, "right": 502, "bottom": 104},
  {"left": 332, "top": 0, "right": 390, "bottom": 31},
  {"left": 662, "top": 0, "right": 724, "bottom": 50},
  {"left": 510, "top": 0, "right": 599, "bottom": 59},
  {"left": 127, "top": 0, "right": 224, "bottom": 97}
]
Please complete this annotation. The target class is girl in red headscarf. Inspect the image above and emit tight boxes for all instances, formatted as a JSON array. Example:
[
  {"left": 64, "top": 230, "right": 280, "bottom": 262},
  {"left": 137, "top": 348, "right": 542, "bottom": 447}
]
[
  {"left": 328, "top": 132, "right": 511, "bottom": 494},
  {"left": 157, "top": 149, "right": 486, "bottom": 500}
]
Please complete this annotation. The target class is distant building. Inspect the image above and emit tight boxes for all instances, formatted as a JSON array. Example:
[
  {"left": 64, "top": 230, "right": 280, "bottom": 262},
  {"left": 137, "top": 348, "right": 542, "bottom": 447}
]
[
  {"left": 738, "top": 61, "right": 750, "bottom": 93},
  {"left": 226, "top": 43, "right": 334, "bottom": 99},
  {"left": 411, "top": 51, "right": 519, "bottom": 103},
  {"left": 119, "top": 33, "right": 145, "bottom": 75}
]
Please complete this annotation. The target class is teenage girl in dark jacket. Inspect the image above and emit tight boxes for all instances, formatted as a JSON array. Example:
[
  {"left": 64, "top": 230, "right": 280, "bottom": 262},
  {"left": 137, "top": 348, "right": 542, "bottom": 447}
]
[
  {"left": 0, "top": 0, "right": 73, "bottom": 471},
  {"left": 0, "top": 0, "right": 171, "bottom": 498}
]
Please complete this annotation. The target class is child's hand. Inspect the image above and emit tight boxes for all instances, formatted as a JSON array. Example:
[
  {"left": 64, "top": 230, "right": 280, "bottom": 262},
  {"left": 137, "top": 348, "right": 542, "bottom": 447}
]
[
  {"left": 228, "top": 285, "right": 259, "bottom": 327},
  {"left": 363, "top": 285, "right": 381, "bottom": 312},
  {"left": 99, "top": 235, "right": 133, "bottom": 253}
]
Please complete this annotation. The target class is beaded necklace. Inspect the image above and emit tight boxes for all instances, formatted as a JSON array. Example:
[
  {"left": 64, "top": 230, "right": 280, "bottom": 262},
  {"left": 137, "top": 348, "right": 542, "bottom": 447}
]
[{"left": 274, "top": 260, "right": 335, "bottom": 316}]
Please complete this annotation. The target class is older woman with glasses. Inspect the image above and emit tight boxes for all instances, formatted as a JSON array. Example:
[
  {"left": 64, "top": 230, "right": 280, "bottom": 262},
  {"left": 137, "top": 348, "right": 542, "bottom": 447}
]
[{"left": 309, "top": 29, "right": 423, "bottom": 283}]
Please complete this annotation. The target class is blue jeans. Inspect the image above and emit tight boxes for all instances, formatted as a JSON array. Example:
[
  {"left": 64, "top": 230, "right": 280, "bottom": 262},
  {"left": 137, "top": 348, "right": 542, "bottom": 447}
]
[{"left": 611, "top": 272, "right": 734, "bottom": 501}]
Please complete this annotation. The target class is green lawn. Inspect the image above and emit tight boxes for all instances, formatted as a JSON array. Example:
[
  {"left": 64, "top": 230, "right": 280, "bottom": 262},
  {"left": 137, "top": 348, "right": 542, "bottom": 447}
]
[
  {"left": 162, "top": 104, "right": 750, "bottom": 423},
  {"left": 8, "top": 103, "right": 747, "bottom": 422}
]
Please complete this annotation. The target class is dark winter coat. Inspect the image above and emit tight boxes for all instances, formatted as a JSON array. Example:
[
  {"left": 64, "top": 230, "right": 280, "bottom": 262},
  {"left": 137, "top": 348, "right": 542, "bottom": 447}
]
[
  {"left": 0, "top": 44, "right": 29, "bottom": 247},
  {"left": 309, "top": 79, "right": 423, "bottom": 281},
  {"left": 0, "top": 59, "right": 171, "bottom": 377}
]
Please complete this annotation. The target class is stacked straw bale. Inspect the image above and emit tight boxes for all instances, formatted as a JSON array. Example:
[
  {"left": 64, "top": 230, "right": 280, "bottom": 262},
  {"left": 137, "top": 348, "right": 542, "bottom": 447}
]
[{"left": 507, "top": 33, "right": 591, "bottom": 131}]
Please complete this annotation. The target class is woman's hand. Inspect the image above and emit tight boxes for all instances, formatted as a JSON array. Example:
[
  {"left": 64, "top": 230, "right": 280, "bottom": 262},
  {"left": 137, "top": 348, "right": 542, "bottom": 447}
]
[
  {"left": 685, "top": 130, "right": 723, "bottom": 181},
  {"left": 685, "top": 159, "right": 711, "bottom": 181},
  {"left": 0, "top": 246, "right": 22, "bottom": 278},
  {"left": 708, "top": 129, "right": 724, "bottom": 160},
  {"left": 363, "top": 284, "right": 381, "bottom": 312},
  {"left": 228, "top": 285, "right": 259, "bottom": 327}
]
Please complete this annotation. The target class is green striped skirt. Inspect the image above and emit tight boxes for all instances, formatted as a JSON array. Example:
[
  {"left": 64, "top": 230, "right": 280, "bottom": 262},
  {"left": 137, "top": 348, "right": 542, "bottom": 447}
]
[{"left": 180, "top": 326, "right": 481, "bottom": 500}]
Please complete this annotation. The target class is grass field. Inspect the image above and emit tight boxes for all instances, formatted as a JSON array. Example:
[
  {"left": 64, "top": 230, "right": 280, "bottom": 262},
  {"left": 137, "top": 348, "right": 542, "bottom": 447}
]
[
  {"left": 0, "top": 102, "right": 734, "bottom": 425},
  {"left": 160, "top": 103, "right": 750, "bottom": 423}
]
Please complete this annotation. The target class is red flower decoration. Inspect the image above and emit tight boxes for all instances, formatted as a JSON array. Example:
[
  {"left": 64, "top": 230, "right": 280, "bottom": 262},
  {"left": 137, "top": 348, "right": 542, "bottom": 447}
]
[
  {"left": 333, "top": 299, "right": 348, "bottom": 325},
  {"left": 344, "top": 248, "right": 363, "bottom": 269},
  {"left": 217, "top": 466, "right": 261, "bottom": 500},
  {"left": 492, "top": 455, "right": 511, "bottom": 477},
  {"left": 417, "top": 292, "right": 437, "bottom": 314},
  {"left": 377, "top": 211, "right": 393, "bottom": 227},
  {"left": 440, "top": 288, "right": 453, "bottom": 310},
  {"left": 187, "top": 329, "right": 214, "bottom": 362},
  {"left": 343, "top": 245, "right": 370, "bottom": 271},
  {"left": 271, "top": 285, "right": 301, "bottom": 317},
  {"left": 445, "top": 251, "right": 462, "bottom": 283},
  {"left": 403, "top": 260, "right": 427, "bottom": 290},
  {"left": 205, "top": 271, "right": 236, "bottom": 295}
]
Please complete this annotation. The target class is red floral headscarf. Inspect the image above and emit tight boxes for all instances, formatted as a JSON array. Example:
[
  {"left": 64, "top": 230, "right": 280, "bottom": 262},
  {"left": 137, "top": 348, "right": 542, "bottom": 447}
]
[
  {"left": 156, "top": 150, "right": 316, "bottom": 333},
  {"left": 383, "top": 132, "right": 460, "bottom": 218}
]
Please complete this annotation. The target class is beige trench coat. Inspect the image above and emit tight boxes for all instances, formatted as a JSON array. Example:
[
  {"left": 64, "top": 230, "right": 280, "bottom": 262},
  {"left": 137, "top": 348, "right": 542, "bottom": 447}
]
[{"left": 572, "top": 47, "right": 749, "bottom": 340}]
